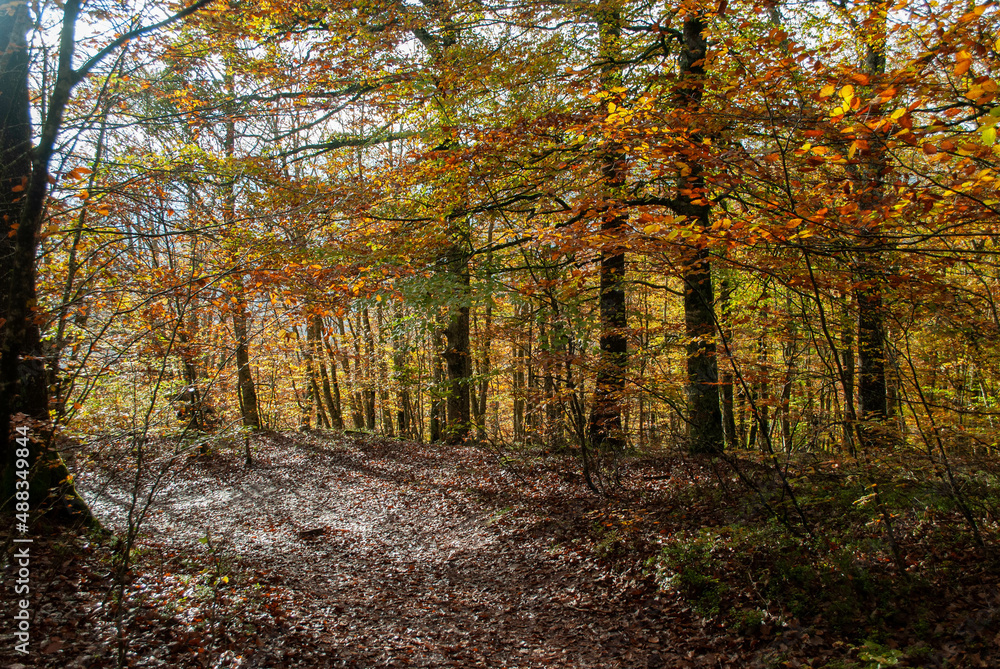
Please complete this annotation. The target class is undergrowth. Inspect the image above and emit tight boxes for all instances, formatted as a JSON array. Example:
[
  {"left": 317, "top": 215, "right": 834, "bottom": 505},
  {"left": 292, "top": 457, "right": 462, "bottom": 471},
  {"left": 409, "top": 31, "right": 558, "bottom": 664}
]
[{"left": 614, "top": 448, "right": 1000, "bottom": 666}]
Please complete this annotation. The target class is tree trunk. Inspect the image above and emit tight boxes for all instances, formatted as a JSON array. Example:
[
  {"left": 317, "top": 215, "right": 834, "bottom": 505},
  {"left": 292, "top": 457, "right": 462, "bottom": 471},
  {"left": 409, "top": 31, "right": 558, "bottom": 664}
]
[
  {"left": 376, "top": 306, "right": 394, "bottom": 437},
  {"left": 853, "top": 0, "right": 889, "bottom": 433},
  {"left": 298, "top": 324, "right": 316, "bottom": 430},
  {"left": 442, "top": 246, "right": 471, "bottom": 442},
  {"left": 311, "top": 315, "right": 340, "bottom": 429},
  {"left": 0, "top": 1, "right": 92, "bottom": 522},
  {"left": 233, "top": 294, "right": 261, "bottom": 429},
  {"left": 336, "top": 317, "right": 364, "bottom": 429},
  {"left": 361, "top": 309, "right": 377, "bottom": 431},
  {"left": 430, "top": 329, "right": 445, "bottom": 442},
  {"left": 719, "top": 276, "right": 738, "bottom": 449},
  {"left": 474, "top": 303, "right": 492, "bottom": 440},
  {"left": 221, "top": 94, "right": 261, "bottom": 431},
  {"left": 513, "top": 313, "right": 526, "bottom": 441},
  {"left": 587, "top": 0, "right": 628, "bottom": 459},
  {"left": 322, "top": 329, "right": 345, "bottom": 430},
  {"left": 841, "top": 302, "right": 856, "bottom": 452},
  {"left": 678, "top": 13, "right": 723, "bottom": 454}
]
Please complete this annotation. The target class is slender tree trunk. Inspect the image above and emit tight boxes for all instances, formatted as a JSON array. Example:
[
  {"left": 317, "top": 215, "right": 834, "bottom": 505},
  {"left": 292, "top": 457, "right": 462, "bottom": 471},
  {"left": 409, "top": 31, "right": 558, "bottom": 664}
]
[
  {"left": 391, "top": 306, "right": 411, "bottom": 438},
  {"left": 587, "top": 0, "right": 628, "bottom": 459},
  {"left": 754, "top": 307, "right": 770, "bottom": 452},
  {"left": 430, "top": 328, "right": 445, "bottom": 442},
  {"left": 442, "top": 246, "right": 471, "bottom": 442},
  {"left": 376, "top": 306, "right": 394, "bottom": 437},
  {"left": 513, "top": 311, "right": 526, "bottom": 440},
  {"left": 780, "top": 293, "right": 796, "bottom": 451},
  {"left": 841, "top": 302, "right": 856, "bottom": 452},
  {"left": 312, "top": 315, "right": 341, "bottom": 429},
  {"left": 719, "top": 276, "right": 738, "bottom": 449},
  {"left": 361, "top": 309, "right": 377, "bottom": 431},
  {"left": 233, "top": 290, "right": 260, "bottom": 429},
  {"left": 474, "top": 303, "right": 492, "bottom": 440},
  {"left": 336, "top": 317, "right": 364, "bottom": 429},
  {"left": 222, "top": 95, "right": 261, "bottom": 431},
  {"left": 299, "top": 324, "right": 316, "bottom": 430},
  {"left": 322, "top": 330, "right": 345, "bottom": 430}
]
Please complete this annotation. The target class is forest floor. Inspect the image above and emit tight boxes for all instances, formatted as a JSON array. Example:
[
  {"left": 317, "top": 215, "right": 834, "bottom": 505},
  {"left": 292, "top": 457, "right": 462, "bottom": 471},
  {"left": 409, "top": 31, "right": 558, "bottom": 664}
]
[{"left": 2, "top": 431, "right": 999, "bottom": 668}]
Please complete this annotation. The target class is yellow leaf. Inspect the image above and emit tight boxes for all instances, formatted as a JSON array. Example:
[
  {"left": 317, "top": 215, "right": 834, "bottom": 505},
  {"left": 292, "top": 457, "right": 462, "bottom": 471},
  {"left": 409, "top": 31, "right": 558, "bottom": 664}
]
[
  {"left": 840, "top": 85, "right": 854, "bottom": 101},
  {"left": 890, "top": 108, "right": 906, "bottom": 120},
  {"left": 643, "top": 224, "right": 661, "bottom": 234},
  {"left": 983, "top": 126, "right": 997, "bottom": 145},
  {"left": 820, "top": 84, "right": 835, "bottom": 98}
]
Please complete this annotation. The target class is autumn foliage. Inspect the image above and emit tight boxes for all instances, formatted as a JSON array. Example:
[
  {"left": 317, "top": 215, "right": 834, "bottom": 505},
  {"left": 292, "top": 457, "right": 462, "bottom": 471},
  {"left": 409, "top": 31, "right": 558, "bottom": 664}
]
[{"left": 3, "top": 0, "right": 1000, "bottom": 665}]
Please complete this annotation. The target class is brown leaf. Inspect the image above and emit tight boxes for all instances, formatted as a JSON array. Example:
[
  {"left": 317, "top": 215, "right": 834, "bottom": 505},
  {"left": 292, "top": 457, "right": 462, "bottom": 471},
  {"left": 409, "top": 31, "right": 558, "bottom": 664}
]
[{"left": 43, "top": 638, "right": 64, "bottom": 653}]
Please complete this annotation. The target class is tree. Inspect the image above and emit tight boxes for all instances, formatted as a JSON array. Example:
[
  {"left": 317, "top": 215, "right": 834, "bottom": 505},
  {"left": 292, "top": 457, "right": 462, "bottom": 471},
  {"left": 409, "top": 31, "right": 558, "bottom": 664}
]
[
  {"left": 585, "top": 0, "right": 630, "bottom": 486},
  {"left": 675, "top": 8, "right": 724, "bottom": 454},
  {"left": 1, "top": 0, "right": 212, "bottom": 519}
]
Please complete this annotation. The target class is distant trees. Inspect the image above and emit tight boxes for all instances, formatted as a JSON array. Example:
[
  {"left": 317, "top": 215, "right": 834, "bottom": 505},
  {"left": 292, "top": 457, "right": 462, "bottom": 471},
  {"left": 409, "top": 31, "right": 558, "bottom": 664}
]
[{"left": 5, "top": 0, "right": 1000, "bottom": 506}]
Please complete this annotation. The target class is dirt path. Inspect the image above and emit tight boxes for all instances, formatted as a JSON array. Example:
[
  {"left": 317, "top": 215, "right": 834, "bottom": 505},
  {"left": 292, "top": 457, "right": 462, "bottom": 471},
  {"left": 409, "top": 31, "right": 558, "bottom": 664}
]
[{"left": 71, "top": 433, "right": 713, "bottom": 668}]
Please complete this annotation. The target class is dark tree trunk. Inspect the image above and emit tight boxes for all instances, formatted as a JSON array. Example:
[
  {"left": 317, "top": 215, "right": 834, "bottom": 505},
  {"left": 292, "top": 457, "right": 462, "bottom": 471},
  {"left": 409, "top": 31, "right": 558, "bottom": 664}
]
[
  {"left": 856, "top": 282, "right": 887, "bottom": 420},
  {"left": 430, "top": 329, "right": 446, "bottom": 442},
  {"left": 309, "top": 315, "right": 338, "bottom": 429},
  {"left": 678, "top": 13, "right": 723, "bottom": 454},
  {"left": 360, "top": 308, "right": 377, "bottom": 432},
  {"left": 587, "top": 0, "right": 628, "bottom": 459},
  {"left": 322, "top": 331, "right": 345, "bottom": 430},
  {"left": 336, "top": 317, "right": 365, "bottom": 429},
  {"left": 853, "top": 2, "right": 888, "bottom": 435},
  {"left": 234, "top": 300, "right": 261, "bottom": 429},
  {"left": 442, "top": 246, "right": 471, "bottom": 442},
  {"left": 0, "top": 2, "right": 93, "bottom": 522}
]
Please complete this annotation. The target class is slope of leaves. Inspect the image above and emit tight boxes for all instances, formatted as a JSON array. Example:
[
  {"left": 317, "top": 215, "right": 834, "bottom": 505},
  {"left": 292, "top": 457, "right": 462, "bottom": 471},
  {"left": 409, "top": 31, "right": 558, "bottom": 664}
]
[{"left": 2, "top": 434, "right": 998, "bottom": 669}]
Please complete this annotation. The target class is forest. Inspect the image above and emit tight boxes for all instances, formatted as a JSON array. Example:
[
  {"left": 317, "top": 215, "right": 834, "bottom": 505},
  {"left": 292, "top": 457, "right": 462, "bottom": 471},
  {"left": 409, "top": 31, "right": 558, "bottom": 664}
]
[{"left": 2, "top": 0, "right": 1000, "bottom": 666}]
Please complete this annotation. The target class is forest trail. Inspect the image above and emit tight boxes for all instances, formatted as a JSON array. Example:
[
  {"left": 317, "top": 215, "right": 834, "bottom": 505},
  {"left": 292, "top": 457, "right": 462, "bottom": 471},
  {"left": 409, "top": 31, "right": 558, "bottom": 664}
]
[{"left": 74, "top": 433, "right": 718, "bottom": 668}]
